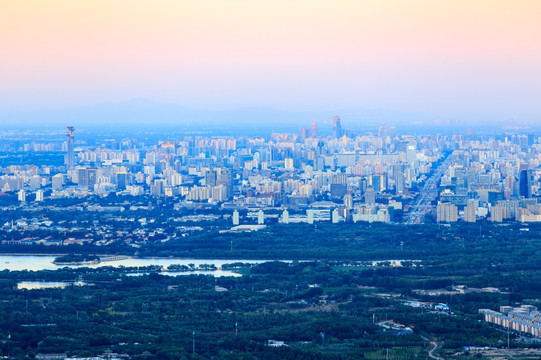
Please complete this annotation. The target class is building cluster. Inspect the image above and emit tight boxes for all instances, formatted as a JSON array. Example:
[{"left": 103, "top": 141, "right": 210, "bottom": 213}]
[
  {"left": 0, "top": 121, "right": 441, "bottom": 224},
  {"left": 481, "top": 305, "right": 541, "bottom": 338},
  {"left": 2, "top": 124, "right": 541, "bottom": 224},
  {"left": 1, "top": 210, "right": 178, "bottom": 247},
  {"left": 35, "top": 350, "right": 129, "bottom": 360},
  {"left": 435, "top": 135, "right": 541, "bottom": 223},
  {"left": 413, "top": 284, "right": 500, "bottom": 297},
  {"left": 403, "top": 301, "right": 449, "bottom": 312}
]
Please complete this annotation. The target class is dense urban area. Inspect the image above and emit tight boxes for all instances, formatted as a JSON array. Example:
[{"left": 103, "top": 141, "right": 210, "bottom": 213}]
[{"left": 1, "top": 121, "right": 541, "bottom": 360}]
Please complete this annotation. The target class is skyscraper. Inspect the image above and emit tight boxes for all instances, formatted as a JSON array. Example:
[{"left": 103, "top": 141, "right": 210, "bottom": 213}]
[
  {"left": 116, "top": 172, "right": 128, "bottom": 190},
  {"left": 218, "top": 169, "right": 233, "bottom": 197},
  {"left": 378, "top": 124, "right": 388, "bottom": 138},
  {"left": 332, "top": 116, "right": 342, "bottom": 139},
  {"left": 519, "top": 169, "right": 532, "bottom": 198},
  {"left": 299, "top": 127, "right": 307, "bottom": 141},
  {"left": 343, "top": 194, "right": 353, "bottom": 209},
  {"left": 392, "top": 164, "right": 405, "bottom": 194},
  {"left": 311, "top": 121, "right": 317, "bottom": 138},
  {"left": 65, "top": 126, "right": 75, "bottom": 170},
  {"left": 205, "top": 169, "right": 217, "bottom": 187},
  {"left": 78, "top": 167, "right": 97, "bottom": 188}
]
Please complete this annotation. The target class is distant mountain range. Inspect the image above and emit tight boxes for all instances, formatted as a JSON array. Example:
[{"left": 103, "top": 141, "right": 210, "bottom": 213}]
[
  {"left": 0, "top": 99, "right": 521, "bottom": 136},
  {"left": 0, "top": 99, "right": 430, "bottom": 130}
]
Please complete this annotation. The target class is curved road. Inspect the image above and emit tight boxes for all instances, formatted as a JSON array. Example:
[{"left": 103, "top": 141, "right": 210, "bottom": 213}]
[{"left": 428, "top": 341, "right": 444, "bottom": 360}]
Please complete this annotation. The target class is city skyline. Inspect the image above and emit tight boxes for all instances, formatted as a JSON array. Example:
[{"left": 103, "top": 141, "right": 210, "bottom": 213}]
[{"left": 3, "top": 2, "right": 541, "bottom": 356}]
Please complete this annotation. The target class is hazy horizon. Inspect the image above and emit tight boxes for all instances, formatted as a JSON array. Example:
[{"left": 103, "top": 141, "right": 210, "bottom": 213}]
[{"left": 1, "top": 98, "right": 536, "bottom": 135}]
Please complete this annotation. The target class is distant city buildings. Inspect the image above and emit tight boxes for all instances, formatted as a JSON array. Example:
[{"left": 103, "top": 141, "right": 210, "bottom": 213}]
[
  {"left": 1, "top": 121, "right": 541, "bottom": 225},
  {"left": 436, "top": 202, "right": 458, "bottom": 223},
  {"left": 332, "top": 116, "right": 342, "bottom": 139},
  {"left": 18, "top": 190, "right": 26, "bottom": 202}
]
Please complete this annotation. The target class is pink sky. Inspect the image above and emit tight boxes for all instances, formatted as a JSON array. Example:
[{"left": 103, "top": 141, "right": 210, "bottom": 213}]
[{"left": 1, "top": 0, "right": 540, "bottom": 120}]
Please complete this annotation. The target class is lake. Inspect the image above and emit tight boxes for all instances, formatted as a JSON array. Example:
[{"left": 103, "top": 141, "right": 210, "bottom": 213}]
[
  {"left": 17, "top": 280, "right": 89, "bottom": 290},
  {"left": 126, "top": 270, "right": 243, "bottom": 277},
  {"left": 0, "top": 255, "right": 270, "bottom": 272}
]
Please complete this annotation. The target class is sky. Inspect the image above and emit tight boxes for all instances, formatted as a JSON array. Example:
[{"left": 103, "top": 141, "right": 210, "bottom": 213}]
[{"left": 1, "top": 0, "right": 540, "bottom": 123}]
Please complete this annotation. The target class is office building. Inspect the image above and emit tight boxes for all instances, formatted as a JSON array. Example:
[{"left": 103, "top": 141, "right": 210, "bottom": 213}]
[
  {"left": 519, "top": 169, "right": 532, "bottom": 198},
  {"left": 332, "top": 116, "right": 342, "bottom": 139},
  {"left": 116, "top": 172, "right": 128, "bottom": 190}
]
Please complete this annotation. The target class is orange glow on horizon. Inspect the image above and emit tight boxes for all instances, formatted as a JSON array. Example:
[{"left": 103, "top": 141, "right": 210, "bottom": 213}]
[{"left": 1, "top": 0, "right": 540, "bottom": 114}]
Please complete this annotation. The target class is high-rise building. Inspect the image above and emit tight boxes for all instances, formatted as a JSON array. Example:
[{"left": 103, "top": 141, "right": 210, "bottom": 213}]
[
  {"left": 464, "top": 203, "right": 476, "bottom": 222},
  {"left": 151, "top": 179, "right": 165, "bottom": 196},
  {"left": 29, "top": 175, "right": 42, "bottom": 190},
  {"left": 519, "top": 169, "right": 532, "bottom": 198},
  {"left": 370, "top": 174, "right": 386, "bottom": 192},
  {"left": 52, "top": 174, "right": 64, "bottom": 191},
  {"left": 18, "top": 190, "right": 26, "bottom": 202},
  {"left": 35, "top": 190, "right": 44, "bottom": 202},
  {"left": 332, "top": 116, "right": 342, "bottom": 139},
  {"left": 378, "top": 124, "right": 388, "bottom": 138},
  {"left": 218, "top": 169, "right": 233, "bottom": 197},
  {"left": 257, "top": 210, "right": 264, "bottom": 225},
  {"left": 232, "top": 210, "right": 240, "bottom": 225},
  {"left": 364, "top": 187, "right": 376, "bottom": 205},
  {"left": 284, "top": 158, "right": 294, "bottom": 171},
  {"left": 406, "top": 141, "right": 417, "bottom": 165},
  {"left": 388, "top": 126, "right": 397, "bottom": 138},
  {"left": 205, "top": 170, "right": 217, "bottom": 187},
  {"left": 116, "top": 172, "right": 128, "bottom": 190},
  {"left": 332, "top": 208, "right": 340, "bottom": 223},
  {"left": 359, "top": 177, "right": 368, "bottom": 194},
  {"left": 436, "top": 202, "right": 458, "bottom": 222},
  {"left": 78, "top": 168, "right": 97, "bottom": 188},
  {"left": 490, "top": 205, "right": 504, "bottom": 222},
  {"left": 392, "top": 164, "right": 405, "bottom": 194},
  {"left": 299, "top": 127, "right": 307, "bottom": 141},
  {"left": 343, "top": 194, "right": 353, "bottom": 210},
  {"left": 311, "top": 121, "right": 317, "bottom": 138},
  {"left": 281, "top": 209, "right": 289, "bottom": 224},
  {"left": 65, "top": 126, "right": 75, "bottom": 170}
]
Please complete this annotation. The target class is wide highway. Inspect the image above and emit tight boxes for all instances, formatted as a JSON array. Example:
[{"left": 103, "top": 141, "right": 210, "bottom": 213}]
[{"left": 404, "top": 153, "right": 452, "bottom": 224}]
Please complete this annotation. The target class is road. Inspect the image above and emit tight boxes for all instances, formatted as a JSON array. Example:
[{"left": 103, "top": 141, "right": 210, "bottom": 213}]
[
  {"left": 428, "top": 341, "right": 444, "bottom": 360},
  {"left": 404, "top": 153, "right": 452, "bottom": 224}
]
